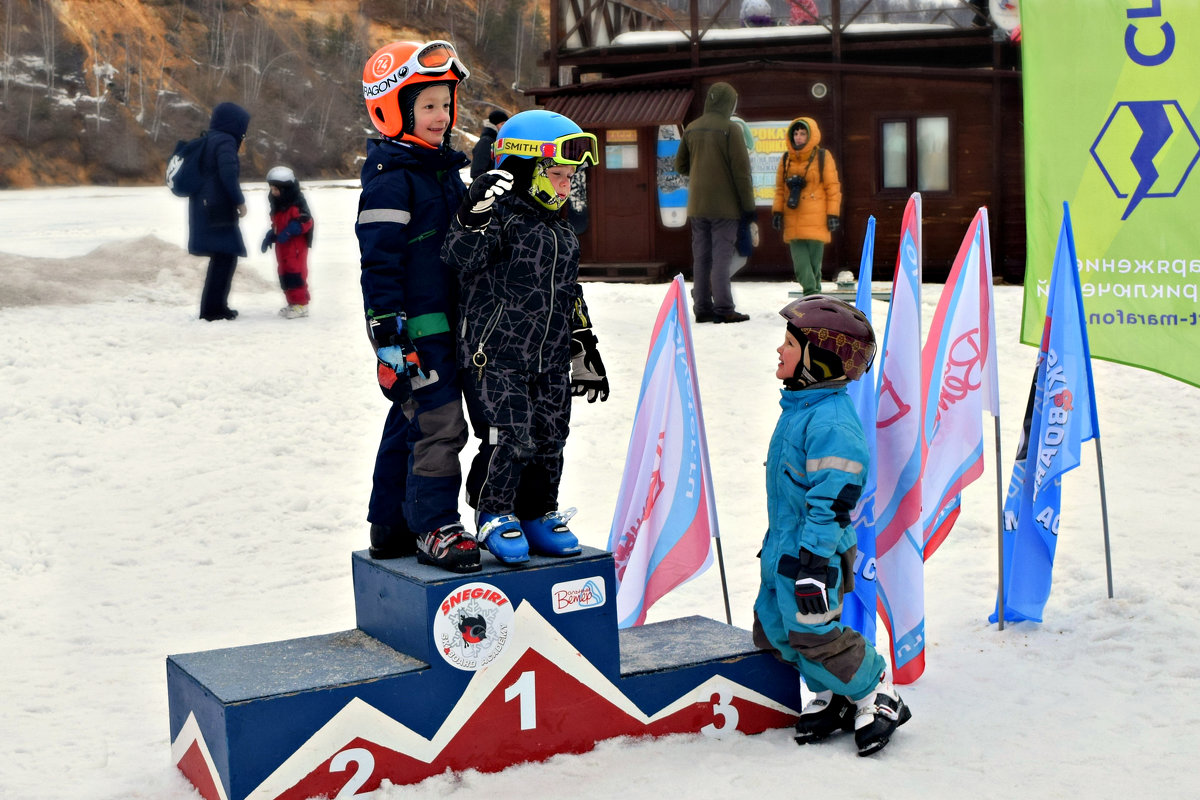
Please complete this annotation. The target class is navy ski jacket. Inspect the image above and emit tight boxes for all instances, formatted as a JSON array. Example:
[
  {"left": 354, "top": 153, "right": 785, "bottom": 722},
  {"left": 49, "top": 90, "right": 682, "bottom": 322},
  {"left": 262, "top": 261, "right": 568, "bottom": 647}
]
[{"left": 357, "top": 138, "right": 469, "bottom": 335}]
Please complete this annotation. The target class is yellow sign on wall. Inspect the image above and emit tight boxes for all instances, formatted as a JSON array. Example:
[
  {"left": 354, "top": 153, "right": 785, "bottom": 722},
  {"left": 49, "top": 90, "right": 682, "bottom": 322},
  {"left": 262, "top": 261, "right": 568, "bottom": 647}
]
[{"left": 606, "top": 129, "right": 638, "bottom": 143}]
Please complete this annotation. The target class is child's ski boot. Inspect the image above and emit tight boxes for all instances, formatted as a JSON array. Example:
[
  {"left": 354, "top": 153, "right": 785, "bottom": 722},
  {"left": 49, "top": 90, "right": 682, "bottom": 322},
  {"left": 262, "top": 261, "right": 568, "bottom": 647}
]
[
  {"left": 853, "top": 671, "right": 912, "bottom": 756},
  {"left": 415, "top": 523, "right": 480, "bottom": 574},
  {"left": 520, "top": 508, "right": 582, "bottom": 557},
  {"left": 476, "top": 512, "right": 530, "bottom": 565},
  {"left": 793, "top": 690, "right": 855, "bottom": 745}
]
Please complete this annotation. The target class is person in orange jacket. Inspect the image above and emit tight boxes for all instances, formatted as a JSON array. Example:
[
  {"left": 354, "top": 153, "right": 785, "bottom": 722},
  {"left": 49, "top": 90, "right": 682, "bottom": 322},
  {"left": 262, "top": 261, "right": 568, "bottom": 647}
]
[
  {"left": 260, "top": 165, "right": 313, "bottom": 318},
  {"left": 771, "top": 117, "right": 842, "bottom": 296}
]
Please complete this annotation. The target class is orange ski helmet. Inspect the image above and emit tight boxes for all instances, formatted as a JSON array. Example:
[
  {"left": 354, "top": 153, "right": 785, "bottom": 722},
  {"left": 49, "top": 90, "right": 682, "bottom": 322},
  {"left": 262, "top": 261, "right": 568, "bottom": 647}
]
[{"left": 362, "top": 40, "right": 469, "bottom": 146}]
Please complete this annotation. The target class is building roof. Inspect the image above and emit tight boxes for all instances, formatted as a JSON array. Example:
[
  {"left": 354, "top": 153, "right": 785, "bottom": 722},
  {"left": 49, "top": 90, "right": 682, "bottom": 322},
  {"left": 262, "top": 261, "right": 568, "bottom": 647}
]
[{"left": 543, "top": 88, "right": 694, "bottom": 127}]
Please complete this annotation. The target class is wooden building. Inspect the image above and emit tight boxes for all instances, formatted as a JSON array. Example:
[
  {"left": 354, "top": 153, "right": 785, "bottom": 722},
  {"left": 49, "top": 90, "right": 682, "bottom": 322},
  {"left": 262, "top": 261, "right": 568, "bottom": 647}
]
[{"left": 525, "top": 0, "right": 1025, "bottom": 283}]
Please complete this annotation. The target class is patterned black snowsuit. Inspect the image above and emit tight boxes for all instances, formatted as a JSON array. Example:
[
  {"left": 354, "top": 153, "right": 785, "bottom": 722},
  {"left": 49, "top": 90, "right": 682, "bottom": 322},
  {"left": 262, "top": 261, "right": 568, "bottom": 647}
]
[{"left": 442, "top": 194, "right": 593, "bottom": 520}]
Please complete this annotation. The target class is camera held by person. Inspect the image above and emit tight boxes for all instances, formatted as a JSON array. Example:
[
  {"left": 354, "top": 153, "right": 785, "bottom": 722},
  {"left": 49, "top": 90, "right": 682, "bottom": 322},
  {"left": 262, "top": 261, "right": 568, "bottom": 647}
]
[{"left": 786, "top": 174, "right": 806, "bottom": 208}]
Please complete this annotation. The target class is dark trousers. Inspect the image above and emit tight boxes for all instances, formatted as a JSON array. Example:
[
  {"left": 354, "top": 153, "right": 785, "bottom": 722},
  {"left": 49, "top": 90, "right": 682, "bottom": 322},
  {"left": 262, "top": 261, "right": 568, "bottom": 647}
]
[
  {"left": 199, "top": 253, "right": 237, "bottom": 320},
  {"left": 369, "top": 335, "right": 467, "bottom": 534},
  {"left": 462, "top": 366, "right": 571, "bottom": 521},
  {"left": 689, "top": 217, "right": 738, "bottom": 316}
]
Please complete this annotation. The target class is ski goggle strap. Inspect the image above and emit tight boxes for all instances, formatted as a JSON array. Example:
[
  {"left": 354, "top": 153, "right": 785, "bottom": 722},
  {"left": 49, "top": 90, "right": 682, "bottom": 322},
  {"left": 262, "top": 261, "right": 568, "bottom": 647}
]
[{"left": 494, "top": 132, "right": 599, "bottom": 166}]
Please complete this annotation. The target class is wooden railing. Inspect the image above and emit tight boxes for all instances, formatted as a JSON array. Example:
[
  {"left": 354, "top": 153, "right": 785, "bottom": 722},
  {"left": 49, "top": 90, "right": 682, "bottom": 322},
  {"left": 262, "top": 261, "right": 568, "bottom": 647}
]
[{"left": 559, "top": 0, "right": 668, "bottom": 50}]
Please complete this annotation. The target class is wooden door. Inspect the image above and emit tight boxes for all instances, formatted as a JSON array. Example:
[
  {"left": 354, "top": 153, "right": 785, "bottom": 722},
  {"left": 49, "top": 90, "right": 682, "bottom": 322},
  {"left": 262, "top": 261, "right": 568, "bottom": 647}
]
[{"left": 594, "top": 128, "right": 651, "bottom": 262}]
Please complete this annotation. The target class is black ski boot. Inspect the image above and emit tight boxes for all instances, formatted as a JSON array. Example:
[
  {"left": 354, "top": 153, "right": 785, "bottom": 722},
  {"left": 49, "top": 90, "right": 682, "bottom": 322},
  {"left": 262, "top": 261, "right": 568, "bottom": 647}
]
[
  {"left": 853, "top": 674, "right": 912, "bottom": 756},
  {"left": 416, "top": 523, "right": 481, "bottom": 573},
  {"left": 793, "top": 691, "right": 855, "bottom": 744},
  {"left": 369, "top": 523, "right": 416, "bottom": 559}
]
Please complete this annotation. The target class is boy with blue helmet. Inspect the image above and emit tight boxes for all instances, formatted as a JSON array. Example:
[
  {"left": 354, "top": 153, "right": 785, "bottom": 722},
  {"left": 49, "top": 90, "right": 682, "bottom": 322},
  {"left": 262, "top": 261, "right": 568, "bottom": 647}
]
[
  {"left": 356, "top": 40, "right": 480, "bottom": 573},
  {"left": 755, "top": 295, "right": 912, "bottom": 756},
  {"left": 442, "top": 109, "right": 608, "bottom": 565}
]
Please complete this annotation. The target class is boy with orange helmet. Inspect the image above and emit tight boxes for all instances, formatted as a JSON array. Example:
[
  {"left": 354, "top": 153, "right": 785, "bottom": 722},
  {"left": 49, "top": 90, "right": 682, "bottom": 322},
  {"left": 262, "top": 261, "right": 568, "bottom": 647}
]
[{"left": 356, "top": 40, "right": 479, "bottom": 573}]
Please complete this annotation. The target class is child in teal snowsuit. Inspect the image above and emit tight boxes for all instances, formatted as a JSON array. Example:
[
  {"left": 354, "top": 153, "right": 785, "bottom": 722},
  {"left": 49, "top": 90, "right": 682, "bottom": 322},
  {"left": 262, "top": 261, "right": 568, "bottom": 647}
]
[{"left": 753, "top": 295, "right": 912, "bottom": 757}]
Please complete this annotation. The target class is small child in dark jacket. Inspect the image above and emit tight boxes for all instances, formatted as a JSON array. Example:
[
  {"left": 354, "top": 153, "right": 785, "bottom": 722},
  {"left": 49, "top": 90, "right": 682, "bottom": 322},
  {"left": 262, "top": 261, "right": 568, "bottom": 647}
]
[
  {"left": 261, "top": 166, "right": 313, "bottom": 318},
  {"left": 357, "top": 40, "right": 478, "bottom": 574},
  {"left": 442, "top": 109, "right": 609, "bottom": 566}
]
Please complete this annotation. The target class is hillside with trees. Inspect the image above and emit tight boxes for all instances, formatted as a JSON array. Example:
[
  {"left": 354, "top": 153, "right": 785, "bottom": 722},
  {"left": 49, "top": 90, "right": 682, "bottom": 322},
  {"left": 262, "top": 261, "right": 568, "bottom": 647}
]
[{"left": 0, "top": 0, "right": 547, "bottom": 187}]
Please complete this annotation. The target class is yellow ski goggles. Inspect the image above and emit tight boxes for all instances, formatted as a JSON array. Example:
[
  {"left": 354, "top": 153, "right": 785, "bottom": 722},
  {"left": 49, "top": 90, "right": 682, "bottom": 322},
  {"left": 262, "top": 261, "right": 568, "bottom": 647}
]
[{"left": 493, "top": 132, "right": 599, "bottom": 167}]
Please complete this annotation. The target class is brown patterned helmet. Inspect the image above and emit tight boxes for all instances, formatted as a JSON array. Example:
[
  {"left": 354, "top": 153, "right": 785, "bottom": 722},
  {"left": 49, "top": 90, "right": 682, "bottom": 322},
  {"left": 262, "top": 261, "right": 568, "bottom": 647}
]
[{"left": 779, "top": 295, "right": 877, "bottom": 381}]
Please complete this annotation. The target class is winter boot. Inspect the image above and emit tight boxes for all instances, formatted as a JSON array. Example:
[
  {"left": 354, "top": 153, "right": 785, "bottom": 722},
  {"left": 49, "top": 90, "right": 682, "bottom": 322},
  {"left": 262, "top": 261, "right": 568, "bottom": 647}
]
[
  {"left": 793, "top": 690, "right": 855, "bottom": 745},
  {"left": 520, "top": 507, "right": 582, "bottom": 557},
  {"left": 369, "top": 522, "right": 416, "bottom": 559},
  {"left": 415, "top": 522, "right": 481, "bottom": 574},
  {"left": 476, "top": 512, "right": 530, "bottom": 565},
  {"left": 279, "top": 304, "right": 309, "bottom": 319},
  {"left": 853, "top": 672, "right": 912, "bottom": 756}
]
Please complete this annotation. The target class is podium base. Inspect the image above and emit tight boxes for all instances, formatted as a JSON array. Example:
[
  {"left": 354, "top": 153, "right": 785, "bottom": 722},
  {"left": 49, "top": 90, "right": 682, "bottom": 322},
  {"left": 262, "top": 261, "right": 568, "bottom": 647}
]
[{"left": 168, "top": 548, "right": 800, "bottom": 800}]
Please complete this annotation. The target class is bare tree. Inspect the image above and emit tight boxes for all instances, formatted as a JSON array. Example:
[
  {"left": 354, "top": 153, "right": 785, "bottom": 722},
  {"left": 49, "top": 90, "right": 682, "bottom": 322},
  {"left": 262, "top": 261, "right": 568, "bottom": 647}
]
[
  {"left": 91, "top": 33, "right": 104, "bottom": 133},
  {"left": 38, "top": 1, "right": 57, "bottom": 93},
  {"left": 242, "top": 17, "right": 292, "bottom": 103},
  {"left": 3, "top": 0, "right": 15, "bottom": 107}
]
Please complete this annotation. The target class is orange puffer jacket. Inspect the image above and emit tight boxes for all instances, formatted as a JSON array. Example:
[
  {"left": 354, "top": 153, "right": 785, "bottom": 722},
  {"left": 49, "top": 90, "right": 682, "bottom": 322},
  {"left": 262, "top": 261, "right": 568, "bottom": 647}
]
[{"left": 772, "top": 116, "right": 842, "bottom": 244}]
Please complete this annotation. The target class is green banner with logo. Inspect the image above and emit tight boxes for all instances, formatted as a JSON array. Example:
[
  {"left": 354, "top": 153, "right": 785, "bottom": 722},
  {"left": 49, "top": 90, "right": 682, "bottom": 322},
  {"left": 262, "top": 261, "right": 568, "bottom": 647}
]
[{"left": 1021, "top": 0, "right": 1200, "bottom": 386}]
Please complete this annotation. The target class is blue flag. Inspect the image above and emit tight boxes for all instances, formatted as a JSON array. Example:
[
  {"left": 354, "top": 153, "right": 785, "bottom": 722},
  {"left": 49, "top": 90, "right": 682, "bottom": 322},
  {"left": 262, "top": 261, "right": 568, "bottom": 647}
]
[
  {"left": 991, "top": 203, "right": 1099, "bottom": 623},
  {"left": 845, "top": 216, "right": 878, "bottom": 643}
]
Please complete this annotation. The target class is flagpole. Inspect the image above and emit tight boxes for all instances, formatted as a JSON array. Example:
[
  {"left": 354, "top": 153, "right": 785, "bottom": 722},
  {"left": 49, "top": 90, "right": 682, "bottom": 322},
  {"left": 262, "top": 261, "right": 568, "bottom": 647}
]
[
  {"left": 714, "top": 537, "right": 732, "bottom": 624},
  {"left": 1093, "top": 438, "right": 1114, "bottom": 598},
  {"left": 993, "top": 416, "right": 1006, "bottom": 630}
]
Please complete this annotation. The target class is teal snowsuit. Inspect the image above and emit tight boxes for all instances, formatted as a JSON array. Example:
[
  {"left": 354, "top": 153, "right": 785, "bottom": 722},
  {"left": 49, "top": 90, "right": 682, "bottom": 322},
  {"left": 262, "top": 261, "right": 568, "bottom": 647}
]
[{"left": 752, "top": 386, "right": 887, "bottom": 701}]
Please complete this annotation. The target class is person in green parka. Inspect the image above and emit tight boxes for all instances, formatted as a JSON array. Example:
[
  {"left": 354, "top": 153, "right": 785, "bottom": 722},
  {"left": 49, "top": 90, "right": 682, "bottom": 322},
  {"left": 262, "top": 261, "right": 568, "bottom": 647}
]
[{"left": 675, "top": 82, "right": 756, "bottom": 324}]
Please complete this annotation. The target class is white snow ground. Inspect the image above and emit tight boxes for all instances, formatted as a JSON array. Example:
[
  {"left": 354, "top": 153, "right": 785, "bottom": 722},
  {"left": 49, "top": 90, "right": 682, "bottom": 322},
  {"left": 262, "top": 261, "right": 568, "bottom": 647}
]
[{"left": 1, "top": 183, "right": 1197, "bottom": 800}]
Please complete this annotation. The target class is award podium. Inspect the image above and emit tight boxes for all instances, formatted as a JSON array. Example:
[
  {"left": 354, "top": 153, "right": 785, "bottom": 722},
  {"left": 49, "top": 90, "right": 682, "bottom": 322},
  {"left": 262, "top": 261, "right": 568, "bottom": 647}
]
[{"left": 167, "top": 546, "right": 801, "bottom": 800}]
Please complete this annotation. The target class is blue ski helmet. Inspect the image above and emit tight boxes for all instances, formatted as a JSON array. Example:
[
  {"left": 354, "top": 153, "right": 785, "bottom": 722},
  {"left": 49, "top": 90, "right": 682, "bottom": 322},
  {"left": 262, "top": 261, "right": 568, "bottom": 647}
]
[{"left": 492, "top": 109, "right": 598, "bottom": 210}]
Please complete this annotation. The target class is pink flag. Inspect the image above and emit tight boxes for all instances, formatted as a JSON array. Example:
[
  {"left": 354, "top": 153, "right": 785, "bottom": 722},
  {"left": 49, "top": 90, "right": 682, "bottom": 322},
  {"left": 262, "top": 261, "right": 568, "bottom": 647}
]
[
  {"left": 607, "top": 275, "right": 716, "bottom": 627},
  {"left": 873, "top": 193, "right": 926, "bottom": 685},
  {"left": 919, "top": 208, "right": 1001, "bottom": 559}
]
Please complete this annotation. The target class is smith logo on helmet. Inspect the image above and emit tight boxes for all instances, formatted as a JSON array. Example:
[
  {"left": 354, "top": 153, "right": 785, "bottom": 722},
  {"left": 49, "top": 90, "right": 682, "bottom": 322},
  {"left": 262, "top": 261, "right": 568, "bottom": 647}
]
[{"left": 496, "top": 139, "right": 541, "bottom": 155}]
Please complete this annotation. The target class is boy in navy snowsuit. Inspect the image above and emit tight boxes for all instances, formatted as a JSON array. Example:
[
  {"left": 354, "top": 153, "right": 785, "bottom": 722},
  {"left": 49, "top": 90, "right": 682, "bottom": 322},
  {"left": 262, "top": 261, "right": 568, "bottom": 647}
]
[
  {"left": 755, "top": 295, "right": 912, "bottom": 756},
  {"left": 442, "top": 109, "right": 609, "bottom": 565},
  {"left": 356, "top": 40, "right": 479, "bottom": 573}
]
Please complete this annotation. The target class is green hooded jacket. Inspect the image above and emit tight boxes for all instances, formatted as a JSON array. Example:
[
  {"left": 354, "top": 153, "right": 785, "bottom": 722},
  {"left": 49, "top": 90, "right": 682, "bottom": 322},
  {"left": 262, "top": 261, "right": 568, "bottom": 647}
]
[{"left": 674, "top": 82, "right": 755, "bottom": 220}]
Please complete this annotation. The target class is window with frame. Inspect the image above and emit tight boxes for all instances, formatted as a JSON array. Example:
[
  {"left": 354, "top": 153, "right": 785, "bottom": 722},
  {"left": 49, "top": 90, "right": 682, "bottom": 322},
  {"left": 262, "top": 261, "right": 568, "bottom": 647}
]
[{"left": 879, "top": 116, "right": 950, "bottom": 192}]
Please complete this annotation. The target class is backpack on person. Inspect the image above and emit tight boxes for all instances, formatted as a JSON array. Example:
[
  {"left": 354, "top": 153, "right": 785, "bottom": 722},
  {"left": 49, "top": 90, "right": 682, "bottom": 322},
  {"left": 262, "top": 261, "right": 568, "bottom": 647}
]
[{"left": 165, "top": 135, "right": 209, "bottom": 197}]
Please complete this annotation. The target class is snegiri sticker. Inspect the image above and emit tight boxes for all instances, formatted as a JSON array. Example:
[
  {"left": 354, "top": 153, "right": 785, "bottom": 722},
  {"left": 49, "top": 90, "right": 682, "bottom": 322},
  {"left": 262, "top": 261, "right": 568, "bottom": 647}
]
[{"left": 432, "top": 582, "right": 514, "bottom": 671}]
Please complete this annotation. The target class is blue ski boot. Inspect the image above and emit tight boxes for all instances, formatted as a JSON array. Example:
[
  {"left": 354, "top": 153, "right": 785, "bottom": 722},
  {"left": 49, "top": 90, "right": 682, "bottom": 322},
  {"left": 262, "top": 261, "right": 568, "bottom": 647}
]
[
  {"left": 476, "top": 512, "right": 530, "bottom": 565},
  {"left": 521, "top": 508, "right": 582, "bottom": 557}
]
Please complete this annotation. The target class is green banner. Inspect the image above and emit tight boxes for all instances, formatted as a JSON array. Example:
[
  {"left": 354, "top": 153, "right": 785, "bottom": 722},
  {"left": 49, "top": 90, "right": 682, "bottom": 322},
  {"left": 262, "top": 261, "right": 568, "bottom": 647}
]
[{"left": 1021, "top": 0, "right": 1200, "bottom": 386}]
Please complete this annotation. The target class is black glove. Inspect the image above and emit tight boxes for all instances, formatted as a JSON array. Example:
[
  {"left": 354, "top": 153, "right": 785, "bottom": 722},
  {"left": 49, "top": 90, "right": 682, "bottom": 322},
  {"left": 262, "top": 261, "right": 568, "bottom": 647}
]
[
  {"left": 827, "top": 215, "right": 840, "bottom": 233},
  {"left": 793, "top": 548, "right": 832, "bottom": 617},
  {"left": 458, "top": 169, "right": 514, "bottom": 229},
  {"left": 772, "top": 212, "right": 783, "bottom": 231},
  {"left": 276, "top": 219, "right": 303, "bottom": 244},
  {"left": 570, "top": 329, "right": 610, "bottom": 403},
  {"left": 260, "top": 230, "right": 276, "bottom": 253}
]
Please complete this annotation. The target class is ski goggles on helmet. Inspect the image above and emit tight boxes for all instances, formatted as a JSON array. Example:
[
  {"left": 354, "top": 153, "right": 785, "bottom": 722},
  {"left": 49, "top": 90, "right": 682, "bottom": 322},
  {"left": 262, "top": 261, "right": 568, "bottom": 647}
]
[
  {"left": 494, "top": 132, "right": 599, "bottom": 167},
  {"left": 364, "top": 41, "right": 469, "bottom": 98},
  {"left": 406, "top": 40, "right": 469, "bottom": 79}
]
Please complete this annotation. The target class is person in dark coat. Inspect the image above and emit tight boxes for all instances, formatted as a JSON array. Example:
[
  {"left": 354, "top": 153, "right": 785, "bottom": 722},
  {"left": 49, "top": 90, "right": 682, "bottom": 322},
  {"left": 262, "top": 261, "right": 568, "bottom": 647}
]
[
  {"left": 675, "top": 82, "right": 755, "bottom": 324},
  {"left": 188, "top": 101, "right": 250, "bottom": 321},
  {"left": 470, "top": 108, "right": 509, "bottom": 179}
]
